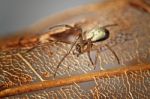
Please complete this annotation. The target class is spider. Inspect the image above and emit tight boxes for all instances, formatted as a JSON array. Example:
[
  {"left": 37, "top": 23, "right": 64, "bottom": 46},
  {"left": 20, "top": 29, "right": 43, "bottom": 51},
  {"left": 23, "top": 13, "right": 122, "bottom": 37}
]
[{"left": 47, "top": 23, "right": 120, "bottom": 77}]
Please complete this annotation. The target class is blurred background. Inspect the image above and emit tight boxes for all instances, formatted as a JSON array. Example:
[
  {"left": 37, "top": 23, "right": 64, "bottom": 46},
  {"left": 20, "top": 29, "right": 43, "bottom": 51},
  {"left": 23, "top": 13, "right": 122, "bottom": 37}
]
[{"left": 0, "top": 0, "right": 102, "bottom": 37}]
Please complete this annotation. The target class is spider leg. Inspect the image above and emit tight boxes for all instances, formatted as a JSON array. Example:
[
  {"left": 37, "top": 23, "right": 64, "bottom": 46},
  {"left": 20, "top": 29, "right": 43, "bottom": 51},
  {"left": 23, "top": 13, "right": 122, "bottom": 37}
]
[
  {"left": 95, "top": 47, "right": 106, "bottom": 70},
  {"left": 82, "top": 31, "right": 87, "bottom": 40},
  {"left": 101, "top": 24, "right": 118, "bottom": 28},
  {"left": 25, "top": 37, "right": 59, "bottom": 53},
  {"left": 87, "top": 51, "right": 94, "bottom": 66},
  {"left": 93, "top": 49, "right": 99, "bottom": 69},
  {"left": 87, "top": 44, "right": 105, "bottom": 70},
  {"left": 53, "top": 35, "right": 81, "bottom": 77},
  {"left": 105, "top": 44, "right": 120, "bottom": 64},
  {"left": 49, "top": 24, "right": 73, "bottom": 30},
  {"left": 72, "top": 32, "right": 85, "bottom": 57},
  {"left": 86, "top": 41, "right": 97, "bottom": 68}
]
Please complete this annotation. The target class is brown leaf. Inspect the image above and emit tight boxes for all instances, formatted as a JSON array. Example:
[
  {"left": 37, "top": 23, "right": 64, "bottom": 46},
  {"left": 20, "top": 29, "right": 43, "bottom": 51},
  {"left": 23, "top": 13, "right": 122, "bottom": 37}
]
[{"left": 0, "top": 0, "right": 150, "bottom": 98}]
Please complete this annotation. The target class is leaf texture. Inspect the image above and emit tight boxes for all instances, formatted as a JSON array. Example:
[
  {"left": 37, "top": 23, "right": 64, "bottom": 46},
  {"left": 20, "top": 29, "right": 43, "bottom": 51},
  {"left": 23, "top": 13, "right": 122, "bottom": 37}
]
[{"left": 0, "top": 0, "right": 150, "bottom": 98}]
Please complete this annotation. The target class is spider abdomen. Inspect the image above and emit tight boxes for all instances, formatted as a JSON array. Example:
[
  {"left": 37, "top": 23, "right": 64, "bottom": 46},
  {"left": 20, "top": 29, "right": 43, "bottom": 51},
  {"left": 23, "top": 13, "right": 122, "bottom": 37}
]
[{"left": 86, "top": 28, "right": 109, "bottom": 42}]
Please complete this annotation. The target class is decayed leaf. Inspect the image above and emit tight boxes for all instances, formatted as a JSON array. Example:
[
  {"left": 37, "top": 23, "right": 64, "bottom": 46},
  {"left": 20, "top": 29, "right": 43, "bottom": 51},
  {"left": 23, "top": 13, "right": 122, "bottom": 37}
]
[{"left": 0, "top": 0, "right": 150, "bottom": 98}]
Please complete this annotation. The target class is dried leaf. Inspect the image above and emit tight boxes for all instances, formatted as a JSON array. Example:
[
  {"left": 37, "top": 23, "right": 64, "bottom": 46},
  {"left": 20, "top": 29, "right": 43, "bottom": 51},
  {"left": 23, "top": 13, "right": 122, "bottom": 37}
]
[{"left": 0, "top": 0, "right": 150, "bottom": 98}]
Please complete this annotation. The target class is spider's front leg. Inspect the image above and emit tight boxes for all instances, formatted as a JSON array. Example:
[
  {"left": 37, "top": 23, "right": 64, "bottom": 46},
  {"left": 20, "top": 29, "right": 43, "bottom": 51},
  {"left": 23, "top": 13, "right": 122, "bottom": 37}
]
[
  {"left": 53, "top": 35, "right": 81, "bottom": 77},
  {"left": 93, "top": 43, "right": 120, "bottom": 65}
]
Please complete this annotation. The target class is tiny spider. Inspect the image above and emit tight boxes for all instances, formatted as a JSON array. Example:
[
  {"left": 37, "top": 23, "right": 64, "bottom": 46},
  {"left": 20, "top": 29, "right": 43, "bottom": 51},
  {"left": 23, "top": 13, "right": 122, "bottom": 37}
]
[{"left": 47, "top": 23, "right": 120, "bottom": 77}]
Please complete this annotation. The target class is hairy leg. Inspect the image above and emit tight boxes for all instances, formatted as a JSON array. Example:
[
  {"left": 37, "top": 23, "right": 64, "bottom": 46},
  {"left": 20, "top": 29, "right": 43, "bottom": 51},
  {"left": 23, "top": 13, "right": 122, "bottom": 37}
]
[
  {"left": 105, "top": 44, "right": 120, "bottom": 64},
  {"left": 53, "top": 35, "right": 81, "bottom": 77},
  {"left": 49, "top": 24, "right": 73, "bottom": 30},
  {"left": 86, "top": 40, "right": 97, "bottom": 68}
]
